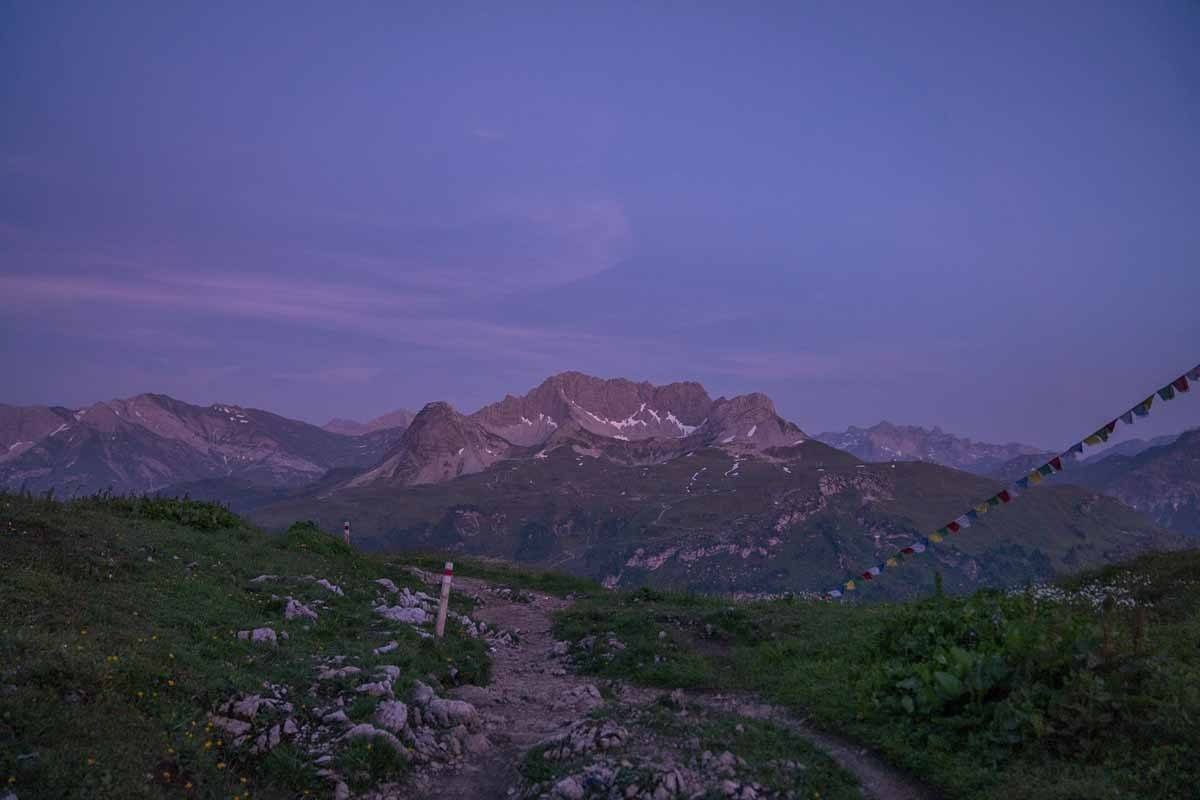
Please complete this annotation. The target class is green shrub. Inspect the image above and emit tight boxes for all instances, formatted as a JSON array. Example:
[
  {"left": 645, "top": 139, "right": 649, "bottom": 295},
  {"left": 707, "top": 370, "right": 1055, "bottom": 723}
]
[
  {"left": 71, "top": 492, "right": 242, "bottom": 531},
  {"left": 277, "top": 520, "right": 354, "bottom": 557}
]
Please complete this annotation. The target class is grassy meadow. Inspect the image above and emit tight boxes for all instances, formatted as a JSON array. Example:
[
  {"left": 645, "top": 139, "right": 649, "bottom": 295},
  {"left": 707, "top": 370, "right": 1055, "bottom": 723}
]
[
  {"left": 0, "top": 493, "right": 487, "bottom": 799},
  {"left": 555, "top": 550, "right": 1200, "bottom": 800}
]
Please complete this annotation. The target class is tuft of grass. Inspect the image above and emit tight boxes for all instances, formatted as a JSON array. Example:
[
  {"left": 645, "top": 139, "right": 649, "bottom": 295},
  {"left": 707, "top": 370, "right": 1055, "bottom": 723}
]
[{"left": 335, "top": 738, "right": 409, "bottom": 791}]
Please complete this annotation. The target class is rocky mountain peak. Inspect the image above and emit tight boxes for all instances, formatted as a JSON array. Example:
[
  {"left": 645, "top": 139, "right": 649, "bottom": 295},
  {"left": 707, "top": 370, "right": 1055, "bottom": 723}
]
[
  {"left": 347, "top": 402, "right": 512, "bottom": 488},
  {"left": 472, "top": 372, "right": 713, "bottom": 447},
  {"left": 698, "top": 392, "right": 807, "bottom": 450}
]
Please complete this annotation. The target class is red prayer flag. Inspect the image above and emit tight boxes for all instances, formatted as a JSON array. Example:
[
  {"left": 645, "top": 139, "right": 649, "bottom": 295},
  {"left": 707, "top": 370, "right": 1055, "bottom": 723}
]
[
  {"left": 1103, "top": 421, "right": 1117, "bottom": 434},
  {"left": 1049, "top": 457, "right": 1063, "bottom": 472},
  {"left": 861, "top": 571, "right": 874, "bottom": 581},
  {"left": 1173, "top": 376, "right": 1190, "bottom": 393},
  {"left": 998, "top": 490, "right": 1012, "bottom": 503},
  {"left": 947, "top": 521, "right": 961, "bottom": 533}
]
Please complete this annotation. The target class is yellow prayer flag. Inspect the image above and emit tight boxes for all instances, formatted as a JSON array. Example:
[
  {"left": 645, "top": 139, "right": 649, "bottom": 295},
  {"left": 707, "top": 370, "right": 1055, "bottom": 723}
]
[
  {"left": 845, "top": 580, "right": 857, "bottom": 591},
  {"left": 1028, "top": 471, "right": 1043, "bottom": 485},
  {"left": 1084, "top": 434, "right": 1102, "bottom": 446},
  {"left": 886, "top": 558, "right": 899, "bottom": 567},
  {"left": 929, "top": 532, "right": 944, "bottom": 543},
  {"left": 975, "top": 503, "right": 989, "bottom": 515}
]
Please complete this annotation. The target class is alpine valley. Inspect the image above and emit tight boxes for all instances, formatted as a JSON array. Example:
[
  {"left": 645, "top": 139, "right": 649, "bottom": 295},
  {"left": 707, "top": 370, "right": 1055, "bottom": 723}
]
[{"left": 5, "top": 372, "right": 1196, "bottom": 600}]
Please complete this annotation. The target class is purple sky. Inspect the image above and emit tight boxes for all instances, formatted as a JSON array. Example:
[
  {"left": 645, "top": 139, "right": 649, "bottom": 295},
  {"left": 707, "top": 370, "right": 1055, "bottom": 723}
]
[{"left": 2, "top": 1, "right": 1198, "bottom": 448}]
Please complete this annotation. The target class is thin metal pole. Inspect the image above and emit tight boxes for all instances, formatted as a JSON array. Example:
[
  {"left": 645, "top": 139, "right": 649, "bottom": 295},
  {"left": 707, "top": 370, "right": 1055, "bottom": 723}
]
[
  {"left": 343, "top": 520, "right": 350, "bottom": 546},
  {"left": 435, "top": 561, "right": 453, "bottom": 639}
]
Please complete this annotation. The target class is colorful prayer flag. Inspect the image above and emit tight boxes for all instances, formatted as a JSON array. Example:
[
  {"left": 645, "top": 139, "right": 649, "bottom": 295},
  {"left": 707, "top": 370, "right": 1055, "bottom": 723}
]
[
  {"left": 955, "top": 514, "right": 972, "bottom": 528},
  {"left": 1016, "top": 476, "right": 1030, "bottom": 488},
  {"left": 947, "top": 521, "right": 961, "bottom": 533},
  {"left": 1049, "top": 457, "right": 1063, "bottom": 472},
  {"left": 886, "top": 558, "right": 899, "bottom": 567},
  {"left": 1028, "top": 470, "right": 1043, "bottom": 485},
  {"left": 966, "top": 509, "right": 979, "bottom": 521},
  {"left": 1173, "top": 376, "right": 1190, "bottom": 393},
  {"left": 1189, "top": 365, "right": 1200, "bottom": 381},
  {"left": 988, "top": 495, "right": 1002, "bottom": 506},
  {"left": 1037, "top": 464, "right": 1054, "bottom": 476},
  {"left": 911, "top": 543, "right": 926, "bottom": 553},
  {"left": 1084, "top": 434, "right": 1103, "bottom": 446},
  {"left": 1069, "top": 442, "right": 1085, "bottom": 455},
  {"left": 1133, "top": 396, "right": 1153, "bottom": 417},
  {"left": 1103, "top": 421, "right": 1117, "bottom": 435},
  {"left": 845, "top": 580, "right": 856, "bottom": 591},
  {"left": 901, "top": 546, "right": 915, "bottom": 554},
  {"left": 1158, "top": 384, "right": 1176, "bottom": 401},
  {"left": 976, "top": 503, "right": 990, "bottom": 515},
  {"left": 998, "top": 490, "right": 1012, "bottom": 503},
  {"left": 828, "top": 589, "right": 843, "bottom": 599},
  {"left": 1120, "top": 411, "right": 1134, "bottom": 425},
  {"left": 929, "top": 532, "right": 944, "bottom": 543}
]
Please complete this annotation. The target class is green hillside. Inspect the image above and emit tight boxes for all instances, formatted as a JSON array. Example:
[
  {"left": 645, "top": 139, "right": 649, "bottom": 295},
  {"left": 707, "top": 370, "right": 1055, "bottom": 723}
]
[
  {"left": 554, "top": 547, "right": 1200, "bottom": 799},
  {"left": 251, "top": 443, "right": 1185, "bottom": 600},
  {"left": 0, "top": 493, "right": 487, "bottom": 799}
]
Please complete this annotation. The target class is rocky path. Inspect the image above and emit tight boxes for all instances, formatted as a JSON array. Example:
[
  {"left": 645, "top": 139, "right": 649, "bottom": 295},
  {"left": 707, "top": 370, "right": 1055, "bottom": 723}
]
[
  {"left": 405, "top": 575, "right": 933, "bottom": 800},
  {"left": 408, "top": 578, "right": 606, "bottom": 798}
]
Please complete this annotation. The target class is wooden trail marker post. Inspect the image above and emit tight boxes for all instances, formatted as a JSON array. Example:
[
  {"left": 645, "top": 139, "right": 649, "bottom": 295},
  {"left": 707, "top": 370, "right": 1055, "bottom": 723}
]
[
  {"left": 343, "top": 520, "right": 350, "bottom": 546},
  {"left": 435, "top": 561, "right": 453, "bottom": 639}
]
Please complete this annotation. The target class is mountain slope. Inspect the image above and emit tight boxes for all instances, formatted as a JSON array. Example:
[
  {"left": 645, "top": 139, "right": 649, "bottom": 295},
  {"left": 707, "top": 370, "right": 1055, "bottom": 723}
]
[
  {"left": 1063, "top": 428, "right": 1200, "bottom": 535},
  {"left": 0, "top": 394, "right": 403, "bottom": 495},
  {"left": 815, "top": 422, "right": 1044, "bottom": 474},
  {"left": 252, "top": 440, "right": 1182, "bottom": 599},
  {"left": 1079, "top": 433, "right": 1183, "bottom": 466},
  {"left": 0, "top": 403, "right": 76, "bottom": 463}
]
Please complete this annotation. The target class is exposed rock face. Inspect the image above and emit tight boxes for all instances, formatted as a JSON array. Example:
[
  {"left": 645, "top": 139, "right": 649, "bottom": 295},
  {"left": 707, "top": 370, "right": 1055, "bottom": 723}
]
[
  {"left": 691, "top": 393, "right": 807, "bottom": 451},
  {"left": 343, "top": 372, "right": 808, "bottom": 488},
  {"left": 472, "top": 372, "right": 712, "bottom": 446},
  {"left": 815, "top": 421, "right": 1044, "bottom": 474},
  {"left": 348, "top": 402, "right": 514, "bottom": 487},
  {"left": 0, "top": 393, "right": 402, "bottom": 495}
]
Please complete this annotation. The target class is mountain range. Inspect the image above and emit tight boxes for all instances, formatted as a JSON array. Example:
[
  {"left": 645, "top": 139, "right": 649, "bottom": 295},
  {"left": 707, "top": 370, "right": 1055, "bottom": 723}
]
[
  {"left": 322, "top": 409, "right": 415, "bottom": 437},
  {"left": 814, "top": 422, "right": 1046, "bottom": 475},
  {"left": 0, "top": 394, "right": 405, "bottom": 496},
  {"left": 4, "top": 372, "right": 1196, "bottom": 597}
]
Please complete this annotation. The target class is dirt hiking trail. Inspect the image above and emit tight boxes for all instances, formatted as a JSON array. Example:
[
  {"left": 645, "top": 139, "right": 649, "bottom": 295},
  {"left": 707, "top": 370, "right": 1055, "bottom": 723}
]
[{"left": 407, "top": 574, "right": 933, "bottom": 800}]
